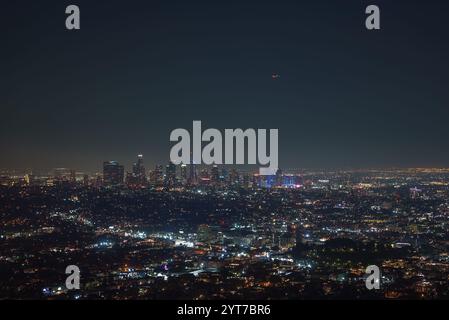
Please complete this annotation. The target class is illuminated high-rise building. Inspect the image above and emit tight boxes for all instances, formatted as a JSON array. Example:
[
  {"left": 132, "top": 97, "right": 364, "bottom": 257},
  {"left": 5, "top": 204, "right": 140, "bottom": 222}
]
[
  {"left": 103, "top": 161, "right": 124, "bottom": 186},
  {"left": 70, "top": 169, "right": 76, "bottom": 184},
  {"left": 275, "top": 168, "right": 283, "bottom": 187},
  {"left": 220, "top": 168, "right": 228, "bottom": 184},
  {"left": 165, "top": 161, "right": 177, "bottom": 186},
  {"left": 180, "top": 164, "right": 188, "bottom": 185},
  {"left": 150, "top": 165, "right": 164, "bottom": 186},
  {"left": 211, "top": 165, "right": 219, "bottom": 185},
  {"left": 229, "top": 169, "right": 239, "bottom": 185},
  {"left": 133, "top": 155, "right": 145, "bottom": 178},
  {"left": 83, "top": 174, "right": 89, "bottom": 187},
  {"left": 186, "top": 150, "right": 196, "bottom": 185},
  {"left": 129, "top": 154, "right": 146, "bottom": 186},
  {"left": 243, "top": 173, "right": 251, "bottom": 188},
  {"left": 24, "top": 174, "right": 34, "bottom": 186}
]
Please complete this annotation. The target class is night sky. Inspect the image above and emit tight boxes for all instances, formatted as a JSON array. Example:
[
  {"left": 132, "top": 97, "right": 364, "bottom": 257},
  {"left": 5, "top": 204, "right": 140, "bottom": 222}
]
[{"left": 2, "top": 0, "right": 449, "bottom": 172}]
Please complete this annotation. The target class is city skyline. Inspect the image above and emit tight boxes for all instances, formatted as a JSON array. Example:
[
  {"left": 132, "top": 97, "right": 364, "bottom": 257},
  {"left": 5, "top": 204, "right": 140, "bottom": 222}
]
[
  {"left": 3, "top": 0, "right": 449, "bottom": 304},
  {"left": 5, "top": 159, "right": 449, "bottom": 176},
  {"left": 2, "top": 165, "right": 449, "bottom": 300},
  {"left": 4, "top": 152, "right": 449, "bottom": 190}
]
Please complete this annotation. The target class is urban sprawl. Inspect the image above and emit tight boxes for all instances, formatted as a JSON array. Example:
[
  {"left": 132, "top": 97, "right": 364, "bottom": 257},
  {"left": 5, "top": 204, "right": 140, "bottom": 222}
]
[{"left": 1, "top": 155, "right": 449, "bottom": 299}]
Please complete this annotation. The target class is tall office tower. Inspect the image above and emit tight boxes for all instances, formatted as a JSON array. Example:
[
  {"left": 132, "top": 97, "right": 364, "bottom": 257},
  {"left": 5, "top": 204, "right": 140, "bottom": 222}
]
[
  {"left": 95, "top": 174, "right": 103, "bottom": 187},
  {"left": 275, "top": 168, "right": 283, "bottom": 187},
  {"left": 149, "top": 169, "right": 156, "bottom": 185},
  {"left": 256, "top": 174, "right": 266, "bottom": 188},
  {"left": 125, "top": 171, "right": 134, "bottom": 186},
  {"left": 229, "top": 168, "right": 240, "bottom": 185},
  {"left": 189, "top": 162, "right": 197, "bottom": 185},
  {"left": 133, "top": 154, "right": 146, "bottom": 178},
  {"left": 24, "top": 174, "right": 34, "bottom": 186},
  {"left": 103, "top": 161, "right": 124, "bottom": 186},
  {"left": 165, "top": 161, "right": 177, "bottom": 186},
  {"left": 70, "top": 169, "right": 76, "bottom": 184},
  {"left": 83, "top": 174, "right": 89, "bottom": 187},
  {"left": 180, "top": 164, "right": 188, "bottom": 185},
  {"left": 243, "top": 173, "right": 251, "bottom": 188},
  {"left": 211, "top": 165, "right": 220, "bottom": 185},
  {"left": 131, "top": 154, "right": 146, "bottom": 185},
  {"left": 220, "top": 168, "right": 228, "bottom": 185},
  {"left": 150, "top": 165, "right": 164, "bottom": 186},
  {"left": 187, "top": 151, "right": 197, "bottom": 185},
  {"left": 265, "top": 174, "right": 276, "bottom": 188},
  {"left": 149, "top": 166, "right": 157, "bottom": 185}
]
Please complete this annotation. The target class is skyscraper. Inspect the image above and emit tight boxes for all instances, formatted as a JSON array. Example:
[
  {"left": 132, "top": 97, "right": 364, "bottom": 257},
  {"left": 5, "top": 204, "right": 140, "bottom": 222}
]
[
  {"left": 180, "top": 164, "right": 188, "bottom": 185},
  {"left": 275, "top": 168, "right": 283, "bottom": 187},
  {"left": 229, "top": 168, "right": 240, "bottom": 186},
  {"left": 83, "top": 174, "right": 89, "bottom": 187},
  {"left": 70, "top": 169, "right": 76, "bottom": 184},
  {"left": 220, "top": 168, "right": 228, "bottom": 185},
  {"left": 150, "top": 165, "right": 164, "bottom": 186},
  {"left": 188, "top": 151, "right": 197, "bottom": 185},
  {"left": 211, "top": 165, "right": 219, "bottom": 186},
  {"left": 103, "top": 161, "right": 124, "bottom": 186},
  {"left": 165, "top": 161, "right": 177, "bottom": 186},
  {"left": 243, "top": 173, "right": 251, "bottom": 188},
  {"left": 133, "top": 155, "right": 145, "bottom": 177},
  {"left": 130, "top": 154, "right": 146, "bottom": 186}
]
